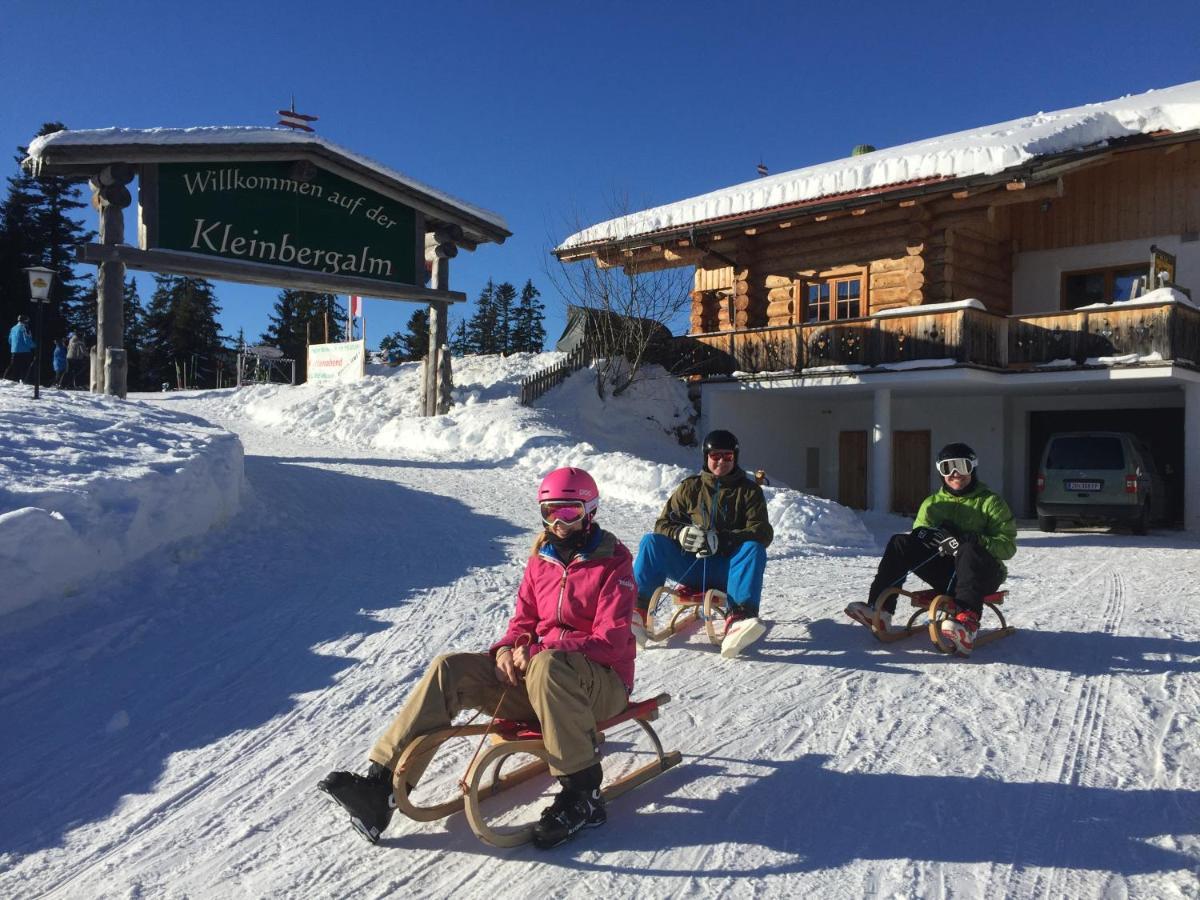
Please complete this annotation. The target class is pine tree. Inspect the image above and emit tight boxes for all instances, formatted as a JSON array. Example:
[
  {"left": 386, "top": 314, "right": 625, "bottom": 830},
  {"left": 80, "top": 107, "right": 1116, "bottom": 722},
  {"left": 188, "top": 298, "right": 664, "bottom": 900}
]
[
  {"left": 493, "top": 282, "right": 517, "bottom": 355},
  {"left": 465, "top": 279, "right": 498, "bottom": 354},
  {"left": 0, "top": 122, "right": 95, "bottom": 383},
  {"left": 512, "top": 279, "right": 546, "bottom": 352},
  {"left": 400, "top": 308, "right": 429, "bottom": 359},
  {"left": 121, "top": 276, "right": 148, "bottom": 390},
  {"left": 142, "top": 274, "right": 225, "bottom": 388},
  {"left": 260, "top": 289, "right": 345, "bottom": 381},
  {"left": 449, "top": 318, "right": 470, "bottom": 355}
]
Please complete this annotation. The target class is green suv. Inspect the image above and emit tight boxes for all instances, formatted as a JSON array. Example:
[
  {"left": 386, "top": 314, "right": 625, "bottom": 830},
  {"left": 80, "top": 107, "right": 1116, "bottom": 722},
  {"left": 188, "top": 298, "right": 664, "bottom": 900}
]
[{"left": 1035, "top": 431, "right": 1163, "bottom": 534}]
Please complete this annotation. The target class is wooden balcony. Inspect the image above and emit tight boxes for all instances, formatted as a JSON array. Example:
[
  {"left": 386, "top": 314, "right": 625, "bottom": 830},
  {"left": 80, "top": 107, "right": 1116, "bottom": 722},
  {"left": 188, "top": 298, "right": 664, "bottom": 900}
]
[{"left": 670, "top": 301, "right": 1200, "bottom": 378}]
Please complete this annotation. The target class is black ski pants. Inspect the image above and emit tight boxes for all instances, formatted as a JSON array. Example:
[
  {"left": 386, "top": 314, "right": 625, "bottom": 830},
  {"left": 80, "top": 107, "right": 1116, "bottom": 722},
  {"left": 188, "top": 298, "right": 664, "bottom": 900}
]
[
  {"left": 3, "top": 351, "right": 33, "bottom": 383},
  {"left": 867, "top": 531, "right": 1004, "bottom": 615}
]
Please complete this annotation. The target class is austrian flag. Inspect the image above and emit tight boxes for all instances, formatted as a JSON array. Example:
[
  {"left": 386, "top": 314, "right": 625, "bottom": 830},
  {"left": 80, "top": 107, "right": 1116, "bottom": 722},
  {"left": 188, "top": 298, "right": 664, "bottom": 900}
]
[{"left": 349, "top": 295, "right": 363, "bottom": 319}]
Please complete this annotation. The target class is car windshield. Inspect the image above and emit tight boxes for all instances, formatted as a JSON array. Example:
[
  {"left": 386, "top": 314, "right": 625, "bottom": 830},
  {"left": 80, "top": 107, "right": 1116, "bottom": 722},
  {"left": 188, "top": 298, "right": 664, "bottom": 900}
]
[{"left": 1045, "top": 436, "right": 1125, "bottom": 470}]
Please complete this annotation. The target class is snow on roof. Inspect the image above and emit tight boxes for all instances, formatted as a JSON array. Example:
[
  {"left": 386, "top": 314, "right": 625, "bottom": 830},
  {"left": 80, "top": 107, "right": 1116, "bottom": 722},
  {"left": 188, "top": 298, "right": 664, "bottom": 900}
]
[
  {"left": 558, "top": 80, "right": 1200, "bottom": 251},
  {"left": 26, "top": 126, "right": 508, "bottom": 234}
]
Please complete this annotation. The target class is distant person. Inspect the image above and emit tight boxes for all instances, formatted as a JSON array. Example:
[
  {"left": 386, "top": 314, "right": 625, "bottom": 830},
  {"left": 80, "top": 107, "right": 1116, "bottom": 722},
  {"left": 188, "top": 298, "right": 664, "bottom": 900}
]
[
  {"left": 66, "top": 333, "right": 87, "bottom": 388},
  {"left": 845, "top": 442, "right": 1017, "bottom": 656},
  {"left": 631, "top": 429, "right": 773, "bottom": 657},
  {"left": 52, "top": 337, "right": 68, "bottom": 387},
  {"left": 4, "top": 315, "right": 35, "bottom": 383},
  {"left": 319, "top": 467, "right": 636, "bottom": 849}
]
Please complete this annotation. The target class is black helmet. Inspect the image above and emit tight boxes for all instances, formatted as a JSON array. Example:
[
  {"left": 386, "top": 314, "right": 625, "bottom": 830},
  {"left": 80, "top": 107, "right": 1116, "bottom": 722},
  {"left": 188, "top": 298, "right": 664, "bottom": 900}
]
[
  {"left": 703, "top": 429, "right": 740, "bottom": 471},
  {"left": 935, "top": 442, "right": 978, "bottom": 478},
  {"left": 18, "top": 314, "right": 29, "bottom": 324}
]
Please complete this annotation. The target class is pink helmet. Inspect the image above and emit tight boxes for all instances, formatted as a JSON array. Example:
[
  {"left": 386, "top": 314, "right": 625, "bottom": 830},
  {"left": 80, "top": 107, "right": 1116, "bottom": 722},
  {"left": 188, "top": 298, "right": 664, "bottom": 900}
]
[{"left": 538, "top": 467, "right": 600, "bottom": 519}]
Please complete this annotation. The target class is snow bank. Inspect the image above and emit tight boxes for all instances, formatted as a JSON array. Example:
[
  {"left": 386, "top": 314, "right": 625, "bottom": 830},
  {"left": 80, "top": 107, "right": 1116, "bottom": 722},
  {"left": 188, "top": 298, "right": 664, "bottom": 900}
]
[
  {"left": 0, "top": 383, "right": 244, "bottom": 617},
  {"left": 189, "top": 352, "right": 873, "bottom": 552}
]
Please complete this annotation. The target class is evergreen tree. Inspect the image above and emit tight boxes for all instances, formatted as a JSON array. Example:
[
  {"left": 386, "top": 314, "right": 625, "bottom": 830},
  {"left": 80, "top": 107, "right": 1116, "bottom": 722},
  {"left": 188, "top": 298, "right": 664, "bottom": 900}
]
[
  {"left": 121, "top": 276, "right": 148, "bottom": 390},
  {"left": 465, "top": 279, "right": 498, "bottom": 354},
  {"left": 142, "top": 274, "right": 225, "bottom": 389},
  {"left": 0, "top": 122, "right": 95, "bottom": 383},
  {"left": 260, "top": 289, "right": 346, "bottom": 381},
  {"left": 512, "top": 279, "right": 547, "bottom": 352},
  {"left": 493, "top": 281, "right": 517, "bottom": 355},
  {"left": 449, "top": 318, "right": 470, "bottom": 355},
  {"left": 378, "top": 308, "right": 429, "bottom": 362}
]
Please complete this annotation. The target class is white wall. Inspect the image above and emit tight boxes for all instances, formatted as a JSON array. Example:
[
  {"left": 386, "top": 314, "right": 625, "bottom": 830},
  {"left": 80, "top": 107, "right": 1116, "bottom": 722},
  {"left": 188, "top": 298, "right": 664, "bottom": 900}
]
[
  {"left": 1012, "top": 234, "right": 1200, "bottom": 314},
  {"left": 702, "top": 387, "right": 1006, "bottom": 504}
]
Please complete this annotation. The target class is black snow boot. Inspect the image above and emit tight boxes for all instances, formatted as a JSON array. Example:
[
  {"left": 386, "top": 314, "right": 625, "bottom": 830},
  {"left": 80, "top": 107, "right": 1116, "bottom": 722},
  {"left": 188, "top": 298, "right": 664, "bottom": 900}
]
[
  {"left": 532, "top": 763, "right": 605, "bottom": 850},
  {"left": 317, "top": 762, "right": 394, "bottom": 844}
]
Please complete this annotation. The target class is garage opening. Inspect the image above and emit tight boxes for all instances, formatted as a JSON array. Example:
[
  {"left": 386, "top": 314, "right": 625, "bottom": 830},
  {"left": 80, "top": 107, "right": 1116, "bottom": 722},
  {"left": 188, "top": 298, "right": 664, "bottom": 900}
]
[{"left": 1027, "top": 408, "right": 1184, "bottom": 525}]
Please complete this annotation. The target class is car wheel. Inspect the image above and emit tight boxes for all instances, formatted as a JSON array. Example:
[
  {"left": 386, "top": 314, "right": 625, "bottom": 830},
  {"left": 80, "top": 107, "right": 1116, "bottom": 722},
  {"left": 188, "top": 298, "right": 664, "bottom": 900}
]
[
  {"left": 1131, "top": 500, "right": 1149, "bottom": 535},
  {"left": 1038, "top": 514, "right": 1057, "bottom": 532}
]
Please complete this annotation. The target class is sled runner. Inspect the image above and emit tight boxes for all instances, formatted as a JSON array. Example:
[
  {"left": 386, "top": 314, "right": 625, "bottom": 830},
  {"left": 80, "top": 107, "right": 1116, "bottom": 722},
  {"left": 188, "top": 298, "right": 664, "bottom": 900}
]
[
  {"left": 644, "top": 583, "right": 728, "bottom": 645},
  {"left": 390, "top": 693, "right": 682, "bottom": 848},
  {"left": 921, "top": 590, "right": 1015, "bottom": 654},
  {"left": 852, "top": 587, "right": 1015, "bottom": 651}
]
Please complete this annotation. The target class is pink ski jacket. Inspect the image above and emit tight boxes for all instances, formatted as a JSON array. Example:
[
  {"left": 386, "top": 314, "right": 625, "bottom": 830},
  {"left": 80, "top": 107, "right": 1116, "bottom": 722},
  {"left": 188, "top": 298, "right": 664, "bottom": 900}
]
[{"left": 491, "top": 528, "right": 636, "bottom": 693}]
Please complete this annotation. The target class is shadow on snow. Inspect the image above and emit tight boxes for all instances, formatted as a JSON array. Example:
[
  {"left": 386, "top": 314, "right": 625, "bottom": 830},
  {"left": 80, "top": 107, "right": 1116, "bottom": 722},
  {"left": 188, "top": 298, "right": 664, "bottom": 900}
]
[{"left": 0, "top": 453, "right": 523, "bottom": 857}]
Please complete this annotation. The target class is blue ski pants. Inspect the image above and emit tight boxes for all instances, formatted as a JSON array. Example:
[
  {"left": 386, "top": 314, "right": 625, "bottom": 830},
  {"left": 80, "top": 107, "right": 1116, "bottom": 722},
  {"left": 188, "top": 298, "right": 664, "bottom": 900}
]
[{"left": 633, "top": 533, "right": 767, "bottom": 616}]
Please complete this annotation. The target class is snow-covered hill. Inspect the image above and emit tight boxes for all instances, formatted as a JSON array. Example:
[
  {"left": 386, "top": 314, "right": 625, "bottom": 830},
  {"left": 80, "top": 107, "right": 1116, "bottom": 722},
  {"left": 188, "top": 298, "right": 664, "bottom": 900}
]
[{"left": 0, "top": 355, "right": 1196, "bottom": 899}]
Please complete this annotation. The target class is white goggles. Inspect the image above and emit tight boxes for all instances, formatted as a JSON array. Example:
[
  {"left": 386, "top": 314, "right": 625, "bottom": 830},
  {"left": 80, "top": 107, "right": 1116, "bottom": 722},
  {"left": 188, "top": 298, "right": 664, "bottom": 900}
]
[{"left": 936, "top": 457, "right": 977, "bottom": 477}]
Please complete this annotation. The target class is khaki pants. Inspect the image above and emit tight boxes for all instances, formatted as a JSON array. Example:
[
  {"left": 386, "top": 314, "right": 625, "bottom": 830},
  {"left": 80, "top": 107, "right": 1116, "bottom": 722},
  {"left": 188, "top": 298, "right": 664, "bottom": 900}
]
[{"left": 369, "top": 650, "right": 628, "bottom": 788}]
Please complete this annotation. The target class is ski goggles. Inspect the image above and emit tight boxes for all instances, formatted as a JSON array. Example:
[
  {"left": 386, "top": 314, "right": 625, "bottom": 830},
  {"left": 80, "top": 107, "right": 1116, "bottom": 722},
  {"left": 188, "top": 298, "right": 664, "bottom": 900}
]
[
  {"left": 540, "top": 500, "right": 587, "bottom": 526},
  {"left": 935, "top": 457, "right": 977, "bottom": 477},
  {"left": 707, "top": 451, "right": 735, "bottom": 463}
]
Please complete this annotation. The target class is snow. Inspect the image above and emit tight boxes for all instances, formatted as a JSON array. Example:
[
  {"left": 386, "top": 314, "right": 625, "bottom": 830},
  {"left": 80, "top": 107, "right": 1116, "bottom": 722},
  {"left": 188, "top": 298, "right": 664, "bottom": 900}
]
[
  {"left": 1, "top": 353, "right": 1198, "bottom": 898},
  {"left": 25, "top": 126, "right": 508, "bottom": 233},
  {"left": 872, "top": 299, "right": 988, "bottom": 317},
  {"left": 1076, "top": 286, "right": 1199, "bottom": 311},
  {"left": 0, "top": 382, "right": 243, "bottom": 618},
  {"left": 559, "top": 80, "right": 1200, "bottom": 250}
]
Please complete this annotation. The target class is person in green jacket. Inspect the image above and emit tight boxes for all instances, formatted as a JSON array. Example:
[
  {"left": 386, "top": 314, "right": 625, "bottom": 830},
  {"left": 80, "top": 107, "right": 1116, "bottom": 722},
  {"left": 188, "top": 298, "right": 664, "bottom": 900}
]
[
  {"left": 845, "top": 442, "right": 1016, "bottom": 655},
  {"left": 632, "top": 429, "right": 774, "bottom": 657}
]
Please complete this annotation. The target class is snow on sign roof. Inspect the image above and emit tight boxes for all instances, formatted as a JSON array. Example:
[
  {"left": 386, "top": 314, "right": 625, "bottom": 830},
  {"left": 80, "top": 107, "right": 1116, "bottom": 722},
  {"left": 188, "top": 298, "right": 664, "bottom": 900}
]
[
  {"left": 558, "top": 79, "right": 1200, "bottom": 251},
  {"left": 25, "top": 126, "right": 509, "bottom": 236}
]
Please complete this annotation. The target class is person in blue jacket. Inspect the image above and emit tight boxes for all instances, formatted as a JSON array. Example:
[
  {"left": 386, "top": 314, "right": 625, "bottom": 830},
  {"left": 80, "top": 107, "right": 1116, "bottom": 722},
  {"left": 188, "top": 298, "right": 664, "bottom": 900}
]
[
  {"left": 52, "top": 338, "right": 68, "bottom": 387},
  {"left": 4, "top": 315, "right": 36, "bottom": 383}
]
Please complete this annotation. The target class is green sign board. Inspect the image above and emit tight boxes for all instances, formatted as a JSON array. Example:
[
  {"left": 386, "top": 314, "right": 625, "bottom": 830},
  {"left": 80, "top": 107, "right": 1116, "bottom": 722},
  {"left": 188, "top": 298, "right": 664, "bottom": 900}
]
[{"left": 154, "top": 161, "right": 418, "bottom": 285}]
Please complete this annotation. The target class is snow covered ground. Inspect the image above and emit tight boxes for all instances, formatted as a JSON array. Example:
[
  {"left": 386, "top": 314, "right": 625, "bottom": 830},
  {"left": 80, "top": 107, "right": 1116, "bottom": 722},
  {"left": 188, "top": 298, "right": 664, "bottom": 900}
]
[{"left": 1, "top": 355, "right": 1197, "bottom": 899}]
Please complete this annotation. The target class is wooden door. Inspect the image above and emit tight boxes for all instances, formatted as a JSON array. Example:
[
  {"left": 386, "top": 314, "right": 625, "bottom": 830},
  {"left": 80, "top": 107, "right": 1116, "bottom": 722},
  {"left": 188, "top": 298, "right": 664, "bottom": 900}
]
[
  {"left": 892, "top": 430, "right": 931, "bottom": 515},
  {"left": 838, "top": 431, "right": 868, "bottom": 509}
]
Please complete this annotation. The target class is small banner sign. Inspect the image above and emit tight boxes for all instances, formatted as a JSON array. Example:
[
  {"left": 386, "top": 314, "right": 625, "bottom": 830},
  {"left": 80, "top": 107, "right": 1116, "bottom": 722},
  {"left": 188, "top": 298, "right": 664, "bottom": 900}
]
[
  {"left": 307, "top": 340, "right": 366, "bottom": 384},
  {"left": 1150, "top": 244, "right": 1177, "bottom": 289},
  {"left": 154, "top": 162, "right": 418, "bottom": 285}
]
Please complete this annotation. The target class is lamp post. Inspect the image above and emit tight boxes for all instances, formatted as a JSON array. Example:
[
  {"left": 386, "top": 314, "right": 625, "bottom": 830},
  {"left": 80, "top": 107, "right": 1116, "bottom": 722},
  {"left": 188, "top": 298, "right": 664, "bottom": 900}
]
[{"left": 24, "top": 266, "right": 55, "bottom": 400}]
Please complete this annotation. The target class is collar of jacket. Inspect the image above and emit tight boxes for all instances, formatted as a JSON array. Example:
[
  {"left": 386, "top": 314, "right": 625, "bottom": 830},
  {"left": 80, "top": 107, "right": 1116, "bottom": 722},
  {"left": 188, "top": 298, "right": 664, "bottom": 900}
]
[
  {"left": 538, "top": 526, "right": 614, "bottom": 564},
  {"left": 699, "top": 467, "right": 746, "bottom": 487}
]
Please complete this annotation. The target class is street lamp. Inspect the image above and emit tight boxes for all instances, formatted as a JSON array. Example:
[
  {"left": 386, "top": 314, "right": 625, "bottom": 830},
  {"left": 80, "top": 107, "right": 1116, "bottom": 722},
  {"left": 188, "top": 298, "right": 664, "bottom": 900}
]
[{"left": 24, "top": 266, "right": 55, "bottom": 400}]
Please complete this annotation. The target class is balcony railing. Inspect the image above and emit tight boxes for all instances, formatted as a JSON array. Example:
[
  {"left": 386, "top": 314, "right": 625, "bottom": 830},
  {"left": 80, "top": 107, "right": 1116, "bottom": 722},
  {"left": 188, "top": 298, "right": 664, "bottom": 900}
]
[{"left": 669, "top": 301, "right": 1200, "bottom": 378}]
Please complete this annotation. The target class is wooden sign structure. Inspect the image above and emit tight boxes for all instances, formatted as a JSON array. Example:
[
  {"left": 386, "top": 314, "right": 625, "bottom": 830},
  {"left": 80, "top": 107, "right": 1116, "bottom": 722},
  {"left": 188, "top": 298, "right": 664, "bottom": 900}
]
[{"left": 23, "top": 128, "right": 510, "bottom": 413}]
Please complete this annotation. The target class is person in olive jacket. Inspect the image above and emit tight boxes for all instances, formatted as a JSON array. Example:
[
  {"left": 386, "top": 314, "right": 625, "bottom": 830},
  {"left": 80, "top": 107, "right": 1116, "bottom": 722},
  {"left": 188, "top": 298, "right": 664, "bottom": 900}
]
[
  {"left": 845, "top": 441, "right": 1016, "bottom": 655},
  {"left": 632, "top": 429, "right": 773, "bottom": 657}
]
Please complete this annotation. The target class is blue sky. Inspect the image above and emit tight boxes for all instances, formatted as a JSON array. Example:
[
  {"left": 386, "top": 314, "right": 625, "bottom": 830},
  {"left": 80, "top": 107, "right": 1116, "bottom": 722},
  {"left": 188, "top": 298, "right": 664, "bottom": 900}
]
[{"left": 3, "top": 0, "right": 1199, "bottom": 348}]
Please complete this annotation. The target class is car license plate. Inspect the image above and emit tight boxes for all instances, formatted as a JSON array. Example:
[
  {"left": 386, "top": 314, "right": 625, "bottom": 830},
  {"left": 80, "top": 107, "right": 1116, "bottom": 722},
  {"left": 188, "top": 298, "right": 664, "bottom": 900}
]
[{"left": 1065, "top": 480, "right": 1102, "bottom": 491}]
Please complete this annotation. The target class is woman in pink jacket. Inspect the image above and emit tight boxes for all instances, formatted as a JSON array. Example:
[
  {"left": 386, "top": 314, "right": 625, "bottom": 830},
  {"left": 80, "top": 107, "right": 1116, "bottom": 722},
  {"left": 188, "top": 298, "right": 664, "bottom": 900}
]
[{"left": 319, "top": 467, "right": 636, "bottom": 850}]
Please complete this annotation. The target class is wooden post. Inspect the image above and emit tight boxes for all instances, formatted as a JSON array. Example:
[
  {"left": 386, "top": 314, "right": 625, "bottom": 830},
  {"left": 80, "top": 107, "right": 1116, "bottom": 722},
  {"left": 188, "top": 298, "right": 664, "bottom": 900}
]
[
  {"left": 425, "top": 256, "right": 453, "bottom": 416},
  {"left": 91, "top": 164, "right": 133, "bottom": 397}
]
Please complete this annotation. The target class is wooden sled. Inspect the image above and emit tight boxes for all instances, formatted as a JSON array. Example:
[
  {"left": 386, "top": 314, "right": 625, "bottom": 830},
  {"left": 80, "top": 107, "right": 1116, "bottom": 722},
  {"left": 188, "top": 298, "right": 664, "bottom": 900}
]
[
  {"left": 859, "top": 586, "right": 928, "bottom": 642},
  {"left": 645, "top": 584, "right": 728, "bottom": 645},
  {"left": 391, "top": 692, "right": 682, "bottom": 848},
  {"left": 921, "top": 590, "right": 1015, "bottom": 654}
]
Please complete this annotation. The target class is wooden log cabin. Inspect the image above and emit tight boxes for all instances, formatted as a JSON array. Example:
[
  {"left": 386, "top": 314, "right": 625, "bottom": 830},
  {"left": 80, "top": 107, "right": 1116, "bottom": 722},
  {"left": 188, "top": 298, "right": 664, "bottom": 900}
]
[{"left": 556, "top": 81, "right": 1200, "bottom": 529}]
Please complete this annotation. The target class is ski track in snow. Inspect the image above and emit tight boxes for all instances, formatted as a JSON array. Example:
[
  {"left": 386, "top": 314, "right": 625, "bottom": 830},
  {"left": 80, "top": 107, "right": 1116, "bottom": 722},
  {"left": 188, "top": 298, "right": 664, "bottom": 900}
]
[{"left": 2, "top": 402, "right": 1199, "bottom": 899}]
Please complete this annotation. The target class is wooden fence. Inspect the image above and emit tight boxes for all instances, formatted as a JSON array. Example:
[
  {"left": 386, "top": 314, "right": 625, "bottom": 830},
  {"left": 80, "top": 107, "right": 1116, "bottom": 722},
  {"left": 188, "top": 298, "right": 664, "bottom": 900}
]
[{"left": 518, "top": 343, "right": 594, "bottom": 406}]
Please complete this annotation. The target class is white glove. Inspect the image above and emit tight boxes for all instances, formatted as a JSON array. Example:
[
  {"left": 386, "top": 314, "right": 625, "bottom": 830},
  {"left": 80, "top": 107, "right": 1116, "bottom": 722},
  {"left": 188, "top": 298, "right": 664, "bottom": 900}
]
[
  {"left": 679, "top": 525, "right": 719, "bottom": 556},
  {"left": 678, "top": 525, "right": 707, "bottom": 553}
]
